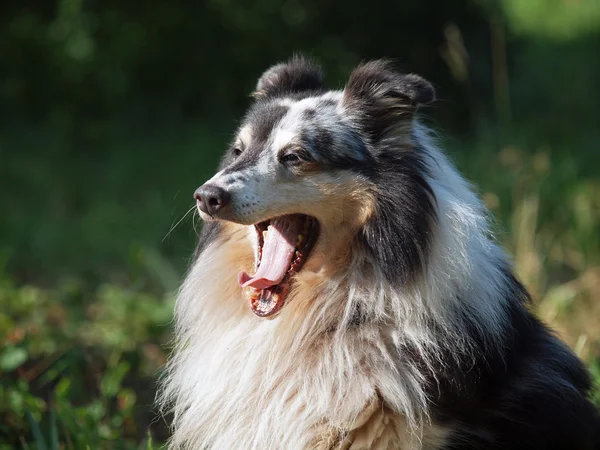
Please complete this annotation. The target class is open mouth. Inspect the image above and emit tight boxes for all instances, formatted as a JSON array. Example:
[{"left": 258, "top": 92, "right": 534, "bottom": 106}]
[{"left": 237, "top": 214, "right": 320, "bottom": 317}]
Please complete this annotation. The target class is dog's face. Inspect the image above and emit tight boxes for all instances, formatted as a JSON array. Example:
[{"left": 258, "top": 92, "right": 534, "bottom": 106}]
[
  {"left": 194, "top": 57, "right": 435, "bottom": 317},
  {"left": 199, "top": 92, "right": 372, "bottom": 227}
]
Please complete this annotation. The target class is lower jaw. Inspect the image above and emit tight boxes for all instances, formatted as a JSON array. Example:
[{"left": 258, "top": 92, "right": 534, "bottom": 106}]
[{"left": 247, "top": 284, "right": 287, "bottom": 317}]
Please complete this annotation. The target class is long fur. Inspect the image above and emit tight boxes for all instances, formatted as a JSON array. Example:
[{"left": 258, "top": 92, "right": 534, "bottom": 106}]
[{"left": 159, "top": 57, "right": 600, "bottom": 450}]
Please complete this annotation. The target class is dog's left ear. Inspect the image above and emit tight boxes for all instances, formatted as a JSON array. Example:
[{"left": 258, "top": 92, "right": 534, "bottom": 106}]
[
  {"left": 253, "top": 55, "right": 324, "bottom": 99},
  {"left": 343, "top": 60, "right": 435, "bottom": 139}
]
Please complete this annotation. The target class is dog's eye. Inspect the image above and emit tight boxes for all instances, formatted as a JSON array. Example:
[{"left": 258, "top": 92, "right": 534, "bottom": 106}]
[
  {"left": 279, "top": 149, "right": 311, "bottom": 165},
  {"left": 280, "top": 153, "right": 300, "bottom": 163},
  {"left": 233, "top": 148, "right": 243, "bottom": 157}
]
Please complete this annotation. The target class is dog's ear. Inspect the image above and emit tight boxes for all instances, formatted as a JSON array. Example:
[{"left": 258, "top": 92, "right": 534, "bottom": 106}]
[
  {"left": 343, "top": 60, "right": 434, "bottom": 140},
  {"left": 253, "top": 55, "right": 324, "bottom": 99}
]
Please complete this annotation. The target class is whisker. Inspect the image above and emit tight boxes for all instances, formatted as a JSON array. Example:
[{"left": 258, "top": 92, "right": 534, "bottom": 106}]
[
  {"left": 192, "top": 209, "right": 201, "bottom": 237},
  {"left": 163, "top": 205, "right": 197, "bottom": 242}
]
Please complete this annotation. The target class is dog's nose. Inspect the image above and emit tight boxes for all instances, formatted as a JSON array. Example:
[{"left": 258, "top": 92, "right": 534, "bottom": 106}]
[{"left": 194, "top": 184, "right": 231, "bottom": 216}]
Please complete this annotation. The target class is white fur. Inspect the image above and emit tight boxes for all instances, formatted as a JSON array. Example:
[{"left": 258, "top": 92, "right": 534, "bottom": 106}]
[{"left": 159, "top": 124, "right": 511, "bottom": 449}]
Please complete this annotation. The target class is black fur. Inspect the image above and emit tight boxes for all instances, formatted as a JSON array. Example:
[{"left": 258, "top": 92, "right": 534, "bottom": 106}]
[
  {"left": 343, "top": 59, "right": 435, "bottom": 142},
  {"left": 359, "top": 144, "right": 436, "bottom": 284},
  {"left": 253, "top": 55, "right": 324, "bottom": 99},
  {"left": 425, "top": 269, "right": 600, "bottom": 449}
]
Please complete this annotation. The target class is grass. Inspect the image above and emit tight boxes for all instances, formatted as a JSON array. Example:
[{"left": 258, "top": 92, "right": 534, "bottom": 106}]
[
  {"left": 1, "top": 121, "right": 599, "bottom": 448},
  {"left": 0, "top": 272, "right": 173, "bottom": 449}
]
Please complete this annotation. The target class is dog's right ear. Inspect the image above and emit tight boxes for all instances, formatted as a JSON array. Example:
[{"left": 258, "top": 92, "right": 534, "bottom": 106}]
[{"left": 252, "top": 55, "right": 324, "bottom": 99}]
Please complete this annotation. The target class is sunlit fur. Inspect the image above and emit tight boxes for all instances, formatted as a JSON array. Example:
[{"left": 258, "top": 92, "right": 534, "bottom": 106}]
[{"left": 159, "top": 57, "right": 599, "bottom": 450}]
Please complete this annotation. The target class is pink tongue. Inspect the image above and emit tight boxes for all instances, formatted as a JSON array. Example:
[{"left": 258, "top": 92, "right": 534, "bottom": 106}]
[{"left": 238, "top": 217, "right": 299, "bottom": 290}]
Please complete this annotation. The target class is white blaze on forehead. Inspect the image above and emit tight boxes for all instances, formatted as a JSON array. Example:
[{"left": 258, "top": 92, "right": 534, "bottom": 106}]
[
  {"left": 271, "top": 129, "right": 298, "bottom": 154},
  {"left": 270, "top": 97, "right": 321, "bottom": 154},
  {"left": 286, "top": 97, "right": 320, "bottom": 118}
]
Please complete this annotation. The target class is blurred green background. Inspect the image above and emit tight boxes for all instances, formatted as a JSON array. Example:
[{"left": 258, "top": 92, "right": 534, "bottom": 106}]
[{"left": 1, "top": 0, "right": 599, "bottom": 448}]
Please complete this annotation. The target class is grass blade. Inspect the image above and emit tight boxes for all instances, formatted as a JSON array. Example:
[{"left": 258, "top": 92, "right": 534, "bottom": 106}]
[
  {"left": 25, "top": 409, "right": 48, "bottom": 450},
  {"left": 49, "top": 401, "right": 59, "bottom": 450}
]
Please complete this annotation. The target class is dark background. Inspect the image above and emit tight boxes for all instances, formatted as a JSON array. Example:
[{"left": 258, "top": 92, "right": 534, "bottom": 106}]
[{"left": 1, "top": 0, "right": 599, "bottom": 448}]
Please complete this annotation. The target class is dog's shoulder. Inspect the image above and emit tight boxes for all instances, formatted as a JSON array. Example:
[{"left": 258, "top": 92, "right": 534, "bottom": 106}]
[{"left": 434, "top": 292, "right": 600, "bottom": 449}]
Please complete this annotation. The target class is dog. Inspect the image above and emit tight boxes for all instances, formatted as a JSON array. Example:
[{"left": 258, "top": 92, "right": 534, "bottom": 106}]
[{"left": 160, "top": 56, "right": 600, "bottom": 449}]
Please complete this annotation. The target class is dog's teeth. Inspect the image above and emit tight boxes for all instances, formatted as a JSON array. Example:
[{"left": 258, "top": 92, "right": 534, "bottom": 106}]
[
  {"left": 262, "top": 230, "right": 268, "bottom": 239},
  {"left": 296, "top": 234, "right": 305, "bottom": 246},
  {"left": 246, "top": 289, "right": 260, "bottom": 302}
]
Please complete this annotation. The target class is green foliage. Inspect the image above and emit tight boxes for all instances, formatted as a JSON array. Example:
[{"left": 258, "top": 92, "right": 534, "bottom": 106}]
[
  {"left": 500, "top": 0, "right": 600, "bottom": 39},
  {"left": 590, "top": 362, "right": 600, "bottom": 408},
  {"left": 0, "top": 123, "right": 226, "bottom": 283},
  {"left": 0, "top": 274, "right": 172, "bottom": 448}
]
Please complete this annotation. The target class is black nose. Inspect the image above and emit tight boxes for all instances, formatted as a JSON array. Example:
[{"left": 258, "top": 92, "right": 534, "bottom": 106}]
[{"left": 194, "top": 184, "right": 231, "bottom": 216}]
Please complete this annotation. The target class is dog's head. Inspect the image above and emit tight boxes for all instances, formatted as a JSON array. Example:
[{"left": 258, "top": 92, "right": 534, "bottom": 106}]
[{"left": 195, "top": 56, "right": 435, "bottom": 317}]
